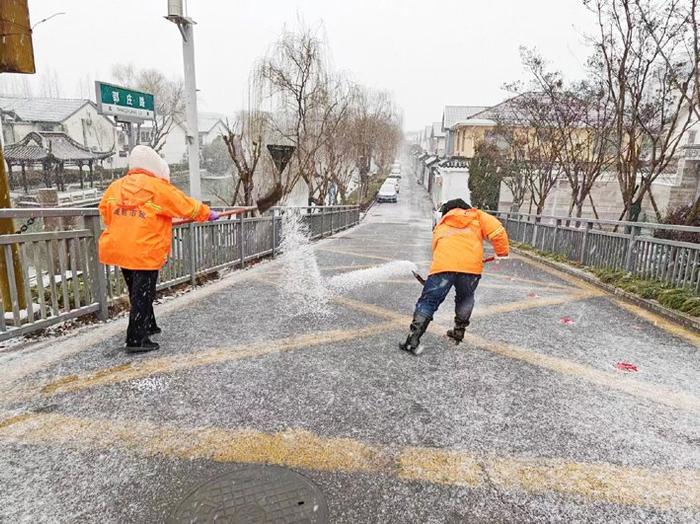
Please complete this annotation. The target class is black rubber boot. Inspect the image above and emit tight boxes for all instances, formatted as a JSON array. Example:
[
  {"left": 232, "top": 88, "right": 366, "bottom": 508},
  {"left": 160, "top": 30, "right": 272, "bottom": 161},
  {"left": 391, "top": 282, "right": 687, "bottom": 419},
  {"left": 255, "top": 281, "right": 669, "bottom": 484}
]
[
  {"left": 126, "top": 338, "right": 160, "bottom": 354},
  {"left": 148, "top": 326, "right": 162, "bottom": 336},
  {"left": 399, "top": 313, "right": 431, "bottom": 355},
  {"left": 446, "top": 317, "right": 470, "bottom": 344}
]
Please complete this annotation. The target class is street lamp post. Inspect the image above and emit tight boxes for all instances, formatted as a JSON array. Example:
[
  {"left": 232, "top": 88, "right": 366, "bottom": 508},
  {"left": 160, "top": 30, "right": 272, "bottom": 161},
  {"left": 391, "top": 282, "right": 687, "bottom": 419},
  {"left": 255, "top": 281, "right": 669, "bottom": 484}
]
[{"left": 165, "top": 0, "right": 201, "bottom": 199}]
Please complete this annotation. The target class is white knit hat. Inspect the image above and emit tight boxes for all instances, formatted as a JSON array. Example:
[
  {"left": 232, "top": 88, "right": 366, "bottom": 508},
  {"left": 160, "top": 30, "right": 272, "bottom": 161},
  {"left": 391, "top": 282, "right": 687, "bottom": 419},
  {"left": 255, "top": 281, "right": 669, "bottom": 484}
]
[{"left": 127, "top": 145, "right": 170, "bottom": 182}]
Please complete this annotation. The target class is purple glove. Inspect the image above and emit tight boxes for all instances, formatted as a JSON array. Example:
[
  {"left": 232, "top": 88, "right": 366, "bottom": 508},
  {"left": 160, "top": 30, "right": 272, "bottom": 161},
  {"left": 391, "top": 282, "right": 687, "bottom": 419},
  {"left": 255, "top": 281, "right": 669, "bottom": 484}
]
[{"left": 208, "top": 210, "right": 220, "bottom": 221}]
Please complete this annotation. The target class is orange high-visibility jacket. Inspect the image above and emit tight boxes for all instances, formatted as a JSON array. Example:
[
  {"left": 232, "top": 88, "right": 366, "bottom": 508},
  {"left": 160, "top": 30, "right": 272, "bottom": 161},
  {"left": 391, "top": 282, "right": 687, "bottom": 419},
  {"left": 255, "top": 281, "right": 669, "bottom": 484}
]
[
  {"left": 429, "top": 208, "right": 509, "bottom": 276},
  {"left": 98, "top": 170, "right": 211, "bottom": 270}
]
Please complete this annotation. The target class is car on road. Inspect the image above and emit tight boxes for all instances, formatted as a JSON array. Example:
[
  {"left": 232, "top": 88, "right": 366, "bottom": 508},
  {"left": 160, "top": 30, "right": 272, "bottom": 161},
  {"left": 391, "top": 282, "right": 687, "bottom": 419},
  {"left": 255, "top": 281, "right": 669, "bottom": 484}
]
[
  {"left": 377, "top": 181, "right": 398, "bottom": 203},
  {"left": 387, "top": 174, "right": 401, "bottom": 193}
]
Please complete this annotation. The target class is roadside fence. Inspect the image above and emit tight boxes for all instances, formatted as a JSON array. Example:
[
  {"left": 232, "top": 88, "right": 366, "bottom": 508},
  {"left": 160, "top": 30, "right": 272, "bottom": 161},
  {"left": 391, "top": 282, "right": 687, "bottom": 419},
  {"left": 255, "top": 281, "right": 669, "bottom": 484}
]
[
  {"left": 495, "top": 211, "right": 700, "bottom": 293},
  {"left": 0, "top": 205, "right": 360, "bottom": 341}
]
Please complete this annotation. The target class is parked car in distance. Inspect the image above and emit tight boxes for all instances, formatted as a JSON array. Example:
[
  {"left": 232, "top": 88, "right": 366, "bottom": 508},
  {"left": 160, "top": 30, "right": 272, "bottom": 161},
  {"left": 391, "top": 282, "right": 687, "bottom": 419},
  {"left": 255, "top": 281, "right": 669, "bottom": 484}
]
[
  {"left": 377, "top": 182, "right": 398, "bottom": 203},
  {"left": 387, "top": 174, "right": 401, "bottom": 193}
]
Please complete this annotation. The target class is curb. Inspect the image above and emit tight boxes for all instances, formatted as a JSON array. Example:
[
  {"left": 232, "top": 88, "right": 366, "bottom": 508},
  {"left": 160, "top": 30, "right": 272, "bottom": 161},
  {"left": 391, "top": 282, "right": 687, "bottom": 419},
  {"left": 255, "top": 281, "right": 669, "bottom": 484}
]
[{"left": 512, "top": 248, "right": 700, "bottom": 334}]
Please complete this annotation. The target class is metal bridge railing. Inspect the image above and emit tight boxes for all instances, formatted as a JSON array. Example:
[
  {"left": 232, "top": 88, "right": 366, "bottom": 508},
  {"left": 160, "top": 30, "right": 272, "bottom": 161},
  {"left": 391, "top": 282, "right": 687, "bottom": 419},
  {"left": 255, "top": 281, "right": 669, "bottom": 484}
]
[
  {"left": 0, "top": 205, "right": 360, "bottom": 341},
  {"left": 494, "top": 211, "right": 700, "bottom": 293}
]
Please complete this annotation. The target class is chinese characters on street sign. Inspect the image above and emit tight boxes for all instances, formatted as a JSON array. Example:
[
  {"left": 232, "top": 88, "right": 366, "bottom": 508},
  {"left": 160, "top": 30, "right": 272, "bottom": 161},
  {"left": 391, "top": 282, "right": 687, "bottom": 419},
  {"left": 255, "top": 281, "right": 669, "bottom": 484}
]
[{"left": 95, "top": 81, "right": 155, "bottom": 122}]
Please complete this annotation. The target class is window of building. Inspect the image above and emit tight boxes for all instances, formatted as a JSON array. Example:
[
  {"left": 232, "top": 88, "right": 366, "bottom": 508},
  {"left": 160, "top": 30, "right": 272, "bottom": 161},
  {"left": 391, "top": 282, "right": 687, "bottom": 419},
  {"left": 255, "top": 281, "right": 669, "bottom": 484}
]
[{"left": 688, "top": 130, "right": 697, "bottom": 145}]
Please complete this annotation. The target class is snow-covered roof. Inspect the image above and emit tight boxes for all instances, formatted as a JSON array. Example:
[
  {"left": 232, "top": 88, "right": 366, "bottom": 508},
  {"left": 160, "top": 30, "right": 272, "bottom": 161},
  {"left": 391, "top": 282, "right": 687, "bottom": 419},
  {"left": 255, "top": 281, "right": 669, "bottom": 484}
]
[
  {"left": 450, "top": 118, "right": 497, "bottom": 130},
  {"left": 4, "top": 131, "right": 112, "bottom": 163},
  {"left": 0, "top": 97, "right": 92, "bottom": 123},
  {"left": 442, "top": 105, "right": 489, "bottom": 130},
  {"left": 438, "top": 157, "right": 470, "bottom": 169},
  {"left": 431, "top": 122, "right": 445, "bottom": 138}
]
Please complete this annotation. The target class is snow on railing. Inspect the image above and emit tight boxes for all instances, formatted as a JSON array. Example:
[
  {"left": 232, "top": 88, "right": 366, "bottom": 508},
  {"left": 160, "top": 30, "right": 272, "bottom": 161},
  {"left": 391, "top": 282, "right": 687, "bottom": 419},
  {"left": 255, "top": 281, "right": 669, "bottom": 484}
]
[
  {"left": 0, "top": 205, "right": 360, "bottom": 341},
  {"left": 495, "top": 211, "right": 700, "bottom": 292}
]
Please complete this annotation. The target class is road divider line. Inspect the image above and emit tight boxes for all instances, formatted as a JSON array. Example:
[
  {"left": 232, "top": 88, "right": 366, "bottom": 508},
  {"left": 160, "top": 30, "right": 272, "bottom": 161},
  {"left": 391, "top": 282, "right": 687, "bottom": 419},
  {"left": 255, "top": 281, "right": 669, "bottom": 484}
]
[
  {"left": 314, "top": 247, "right": 396, "bottom": 262},
  {"left": 515, "top": 253, "right": 699, "bottom": 345},
  {"left": 36, "top": 321, "right": 398, "bottom": 397},
  {"left": 1, "top": 411, "right": 698, "bottom": 511},
  {"left": 613, "top": 299, "right": 700, "bottom": 347},
  {"left": 482, "top": 271, "right": 574, "bottom": 291},
  {"left": 334, "top": 296, "right": 700, "bottom": 413}
]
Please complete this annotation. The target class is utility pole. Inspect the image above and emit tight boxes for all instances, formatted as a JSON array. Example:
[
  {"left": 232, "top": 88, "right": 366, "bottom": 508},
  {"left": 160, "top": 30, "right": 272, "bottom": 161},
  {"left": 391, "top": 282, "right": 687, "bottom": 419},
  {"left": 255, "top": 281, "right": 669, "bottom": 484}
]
[
  {"left": 166, "top": 0, "right": 201, "bottom": 199},
  {"left": 0, "top": 0, "right": 35, "bottom": 312}
]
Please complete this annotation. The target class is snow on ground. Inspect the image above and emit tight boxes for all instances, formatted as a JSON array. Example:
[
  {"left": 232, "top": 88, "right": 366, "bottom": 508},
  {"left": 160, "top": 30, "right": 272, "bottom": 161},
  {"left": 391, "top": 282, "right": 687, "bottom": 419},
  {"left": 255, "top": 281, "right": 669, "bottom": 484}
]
[{"left": 327, "top": 260, "right": 417, "bottom": 292}]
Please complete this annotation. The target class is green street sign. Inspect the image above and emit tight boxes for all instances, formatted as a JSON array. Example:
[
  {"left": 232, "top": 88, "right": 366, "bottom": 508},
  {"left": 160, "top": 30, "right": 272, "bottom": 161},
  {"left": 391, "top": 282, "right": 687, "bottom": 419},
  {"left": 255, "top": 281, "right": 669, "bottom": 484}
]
[{"left": 95, "top": 81, "right": 155, "bottom": 121}]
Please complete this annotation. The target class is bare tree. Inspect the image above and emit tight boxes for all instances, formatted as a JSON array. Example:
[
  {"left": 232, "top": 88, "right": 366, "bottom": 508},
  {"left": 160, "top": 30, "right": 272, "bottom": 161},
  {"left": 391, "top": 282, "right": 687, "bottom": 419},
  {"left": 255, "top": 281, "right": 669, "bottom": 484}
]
[
  {"left": 38, "top": 68, "right": 62, "bottom": 98},
  {"left": 490, "top": 90, "right": 566, "bottom": 215},
  {"left": 256, "top": 25, "right": 402, "bottom": 206},
  {"left": 520, "top": 49, "right": 615, "bottom": 219},
  {"left": 586, "top": 0, "right": 698, "bottom": 221},
  {"left": 634, "top": 0, "right": 700, "bottom": 223},
  {"left": 112, "top": 64, "right": 185, "bottom": 155},
  {"left": 346, "top": 88, "right": 401, "bottom": 200},
  {"left": 221, "top": 111, "right": 267, "bottom": 207},
  {"left": 257, "top": 26, "right": 340, "bottom": 205}
]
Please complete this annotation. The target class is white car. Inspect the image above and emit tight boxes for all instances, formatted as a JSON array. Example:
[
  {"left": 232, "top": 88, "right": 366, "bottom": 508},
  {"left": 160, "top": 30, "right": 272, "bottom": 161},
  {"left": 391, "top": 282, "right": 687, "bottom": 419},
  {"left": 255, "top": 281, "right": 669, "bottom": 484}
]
[
  {"left": 387, "top": 174, "right": 401, "bottom": 193},
  {"left": 377, "top": 182, "right": 398, "bottom": 203}
]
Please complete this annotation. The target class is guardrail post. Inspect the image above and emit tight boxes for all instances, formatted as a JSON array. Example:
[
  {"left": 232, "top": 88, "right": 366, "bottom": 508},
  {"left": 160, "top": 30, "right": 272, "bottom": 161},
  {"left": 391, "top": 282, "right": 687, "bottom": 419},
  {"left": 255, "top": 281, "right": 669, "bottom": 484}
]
[
  {"left": 531, "top": 216, "right": 539, "bottom": 247},
  {"left": 552, "top": 218, "right": 561, "bottom": 253},
  {"left": 579, "top": 222, "right": 592, "bottom": 264},
  {"left": 239, "top": 212, "right": 246, "bottom": 267},
  {"left": 188, "top": 222, "right": 197, "bottom": 286},
  {"left": 624, "top": 225, "right": 640, "bottom": 273},
  {"left": 330, "top": 207, "right": 335, "bottom": 234},
  {"left": 85, "top": 215, "right": 108, "bottom": 320},
  {"left": 271, "top": 209, "right": 277, "bottom": 258}
]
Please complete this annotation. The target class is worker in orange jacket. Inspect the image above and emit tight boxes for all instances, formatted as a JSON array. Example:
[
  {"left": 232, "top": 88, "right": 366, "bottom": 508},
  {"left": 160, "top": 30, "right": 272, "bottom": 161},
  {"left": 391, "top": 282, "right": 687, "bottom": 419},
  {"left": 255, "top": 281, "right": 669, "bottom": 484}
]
[
  {"left": 400, "top": 198, "right": 509, "bottom": 355},
  {"left": 98, "top": 145, "right": 218, "bottom": 353}
]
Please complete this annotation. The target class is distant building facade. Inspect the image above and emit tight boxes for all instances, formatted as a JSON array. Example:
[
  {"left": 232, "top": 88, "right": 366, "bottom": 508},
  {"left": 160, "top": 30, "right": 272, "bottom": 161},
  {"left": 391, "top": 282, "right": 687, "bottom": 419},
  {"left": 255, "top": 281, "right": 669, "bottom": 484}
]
[{"left": 0, "top": 96, "right": 122, "bottom": 167}]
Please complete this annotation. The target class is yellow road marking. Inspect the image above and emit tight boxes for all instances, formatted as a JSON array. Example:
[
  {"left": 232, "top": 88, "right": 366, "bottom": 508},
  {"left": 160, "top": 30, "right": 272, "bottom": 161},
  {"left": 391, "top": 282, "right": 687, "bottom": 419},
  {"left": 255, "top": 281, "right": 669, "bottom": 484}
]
[
  {"left": 398, "top": 447, "right": 483, "bottom": 487},
  {"left": 334, "top": 296, "right": 700, "bottom": 413},
  {"left": 483, "top": 271, "right": 573, "bottom": 291},
  {"left": 353, "top": 279, "right": 573, "bottom": 293},
  {"left": 1, "top": 411, "right": 698, "bottom": 510},
  {"left": 517, "top": 257, "right": 600, "bottom": 294},
  {"left": 460, "top": 333, "right": 700, "bottom": 412},
  {"left": 516, "top": 252, "right": 699, "bottom": 345},
  {"left": 332, "top": 292, "right": 599, "bottom": 323},
  {"left": 38, "top": 321, "right": 398, "bottom": 397},
  {"left": 614, "top": 299, "right": 700, "bottom": 348},
  {"left": 474, "top": 291, "right": 602, "bottom": 318},
  {"left": 314, "top": 247, "right": 396, "bottom": 262}
]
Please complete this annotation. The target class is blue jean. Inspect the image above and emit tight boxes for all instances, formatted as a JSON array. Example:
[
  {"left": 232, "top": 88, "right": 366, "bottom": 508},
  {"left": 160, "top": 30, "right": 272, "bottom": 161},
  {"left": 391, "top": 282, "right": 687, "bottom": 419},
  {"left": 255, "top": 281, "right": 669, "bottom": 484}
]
[{"left": 414, "top": 272, "right": 481, "bottom": 321}]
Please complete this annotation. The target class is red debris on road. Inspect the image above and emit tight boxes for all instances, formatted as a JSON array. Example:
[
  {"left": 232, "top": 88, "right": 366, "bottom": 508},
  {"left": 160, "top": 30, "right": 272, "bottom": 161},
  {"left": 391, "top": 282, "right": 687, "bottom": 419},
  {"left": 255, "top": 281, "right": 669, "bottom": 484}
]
[
  {"left": 559, "top": 316, "right": 575, "bottom": 325},
  {"left": 615, "top": 362, "right": 638, "bottom": 372},
  {"left": 527, "top": 292, "right": 539, "bottom": 298}
]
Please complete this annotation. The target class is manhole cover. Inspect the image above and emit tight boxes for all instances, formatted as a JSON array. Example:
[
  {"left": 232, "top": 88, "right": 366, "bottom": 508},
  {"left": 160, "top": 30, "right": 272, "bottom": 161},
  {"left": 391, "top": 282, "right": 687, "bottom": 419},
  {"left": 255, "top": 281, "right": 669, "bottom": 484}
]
[{"left": 168, "top": 465, "right": 329, "bottom": 523}]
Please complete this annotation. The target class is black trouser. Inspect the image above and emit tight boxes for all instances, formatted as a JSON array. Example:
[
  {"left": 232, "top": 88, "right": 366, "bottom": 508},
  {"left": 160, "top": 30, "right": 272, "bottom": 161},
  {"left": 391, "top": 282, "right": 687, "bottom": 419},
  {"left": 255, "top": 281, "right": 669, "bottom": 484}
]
[{"left": 121, "top": 268, "right": 159, "bottom": 345}]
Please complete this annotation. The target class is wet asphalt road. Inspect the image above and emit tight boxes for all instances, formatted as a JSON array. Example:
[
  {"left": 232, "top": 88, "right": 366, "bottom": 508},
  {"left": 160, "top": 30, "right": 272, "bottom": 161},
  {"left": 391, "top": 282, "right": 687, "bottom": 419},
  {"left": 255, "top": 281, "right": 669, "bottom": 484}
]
[{"left": 0, "top": 168, "right": 699, "bottom": 523}]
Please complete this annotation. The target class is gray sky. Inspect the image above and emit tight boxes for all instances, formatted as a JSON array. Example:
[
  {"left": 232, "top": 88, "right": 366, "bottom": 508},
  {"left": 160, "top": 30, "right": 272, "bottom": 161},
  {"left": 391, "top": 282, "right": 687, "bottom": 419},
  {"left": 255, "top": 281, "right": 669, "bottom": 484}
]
[{"left": 9, "top": 0, "right": 597, "bottom": 130}]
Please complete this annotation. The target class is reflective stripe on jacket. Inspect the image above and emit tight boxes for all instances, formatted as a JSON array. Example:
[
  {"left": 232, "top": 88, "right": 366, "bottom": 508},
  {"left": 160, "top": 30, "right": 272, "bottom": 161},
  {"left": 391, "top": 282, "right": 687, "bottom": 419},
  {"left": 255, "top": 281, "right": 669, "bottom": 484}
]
[
  {"left": 98, "top": 170, "right": 211, "bottom": 270},
  {"left": 429, "top": 208, "right": 509, "bottom": 276}
]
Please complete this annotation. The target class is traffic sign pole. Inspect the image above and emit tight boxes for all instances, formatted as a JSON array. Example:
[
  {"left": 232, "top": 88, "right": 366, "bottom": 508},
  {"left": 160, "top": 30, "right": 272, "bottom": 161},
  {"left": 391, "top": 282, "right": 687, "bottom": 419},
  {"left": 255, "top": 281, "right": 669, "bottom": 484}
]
[
  {"left": 166, "top": 2, "right": 201, "bottom": 200},
  {"left": 181, "top": 21, "right": 201, "bottom": 200}
]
